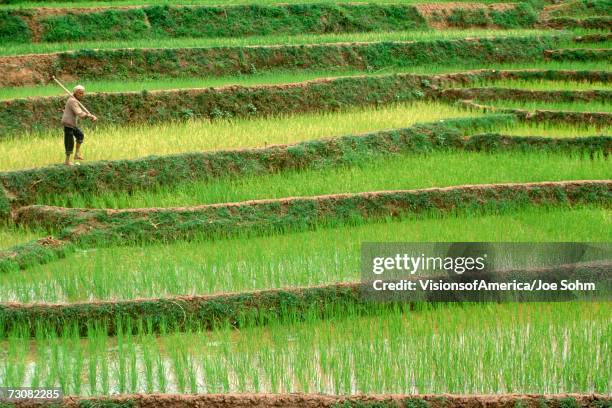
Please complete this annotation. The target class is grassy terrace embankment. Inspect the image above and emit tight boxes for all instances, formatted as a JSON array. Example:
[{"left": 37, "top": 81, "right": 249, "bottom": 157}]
[
  {"left": 542, "top": 16, "right": 612, "bottom": 29},
  {"left": 2, "top": 123, "right": 610, "bottom": 271},
  {"left": 1, "top": 63, "right": 609, "bottom": 99},
  {"left": 544, "top": 0, "right": 611, "bottom": 18},
  {"left": 0, "top": 2, "right": 539, "bottom": 45},
  {"left": 14, "top": 181, "right": 612, "bottom": 244},
  {"left": 0, "top": 72, "right": 472, "bottom": 135},
  {"left": 544, "top": 47, "right": 612, "bottom": 61},
  {"left": 0, "top": 34, "right": 570, "bottom": 87},
  {"left": 442, "top": 87, "right": 612, "bottom": 118},
  {"left": 457, "top": 99, "right": 612, "bottom": 126},
  {"left": 1, "top": 261, "right": 610, "bottom": 336}
]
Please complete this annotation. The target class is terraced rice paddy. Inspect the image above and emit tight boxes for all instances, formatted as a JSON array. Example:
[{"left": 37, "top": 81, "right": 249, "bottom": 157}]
[
  {"left": 2, "top": 102, "right": 610, "bottom": 172},
  {"left": 1, "top": 205, "right": 609, "bottom": 303},
  {"left": 0, "top": 0, "right": 610, "bottom": 405},
  {"left": 1, "top": 65, "right": 610, "bottom": 100},
  {"left": 40, "top": 151, "right": 612, "bottom": 208},
  {"left": 1, "top": 302, "right": 609, "bottom": 395},
  {"left": 0, "top": 102, "right": 479, "bottom": 171},
  {"left": 0, "top": 29, "right": 555, "bottom": 57}
]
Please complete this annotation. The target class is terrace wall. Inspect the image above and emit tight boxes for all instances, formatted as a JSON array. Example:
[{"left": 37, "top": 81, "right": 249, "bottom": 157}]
[
  {"left": 7, "top": 115, "right": 603, "bottom": 209},
  {"left": 0, "top": 185, "right": 10, "bottom": 221},
  {"left": 542, "top": 16, "right": 612, "bottom": 28},
  {"left": 0, "top": 36, "right": 564, "bottom": 87},
  {"left": 2, "top": 261, "right": 608, "bottom": 335},
  {"left": 0, "top": 262, "right": 612, "bottom": 336},
  {"left": 0, "top": 3, "right": 538, "bottom": 44},
  {"left": 4, "top": 51, "right": 597, "bottom": 137},
  {"left": 458, "top": 100, "right": 612, "bottom": 126},
  {"left": 15, "top": 181, "right": 612, "bottom": 245},
  {"left": 4, "top": 118, "right": 610, "bottom": 272},
  {"left": 0, "top": 282, "right": 363, "bottom": 335},
  {"left": 0, "top": 117, "right": 510, "bottom": 215},
  {"left": 546, "top": 0, "right": 612, "bottom": 17},
  {"left": 0, "top": 237, "right": 73, "bottom": 273},
  {"left": 544, "top": 48, "right": 612, "bottom": 62},
  {"left": 0, "top": 73, "right": 435, "bottom": 135}
]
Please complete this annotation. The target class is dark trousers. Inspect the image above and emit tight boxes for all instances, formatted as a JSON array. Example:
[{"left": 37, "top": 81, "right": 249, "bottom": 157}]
[{"left": 64, "top": 126, "right": 84, "bottom": 155}]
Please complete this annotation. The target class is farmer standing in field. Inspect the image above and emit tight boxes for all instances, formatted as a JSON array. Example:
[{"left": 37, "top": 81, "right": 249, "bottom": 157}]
[{"left": 62, "top": 85, "right": 97, "bottom": 166}]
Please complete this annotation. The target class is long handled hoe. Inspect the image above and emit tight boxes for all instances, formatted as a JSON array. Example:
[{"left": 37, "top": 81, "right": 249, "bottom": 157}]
[{"left": 52, "top": 76, "right": 96, "bottom": 117}]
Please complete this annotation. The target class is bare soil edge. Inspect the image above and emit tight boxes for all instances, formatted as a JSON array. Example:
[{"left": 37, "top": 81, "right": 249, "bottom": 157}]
[
  {"left": 6, "top": 393, "right": 610, "bottom": 408},
  {"left": 415, "top": 2, "right": 514, "bottom": 29}
]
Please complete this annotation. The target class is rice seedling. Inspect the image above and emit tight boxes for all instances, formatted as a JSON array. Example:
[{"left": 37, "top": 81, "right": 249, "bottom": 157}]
[
  {"left": 0, "top": 302, "right": 608, "bottom": 395},
  {"left": 155, "top": 353, "right": 167, "bottom": 394},
  {"left": 40, "top": 150, "right": 612, "bottom": 209},
  {"left": 0, "top": 205, "right": 608, "bottom": 303}
]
